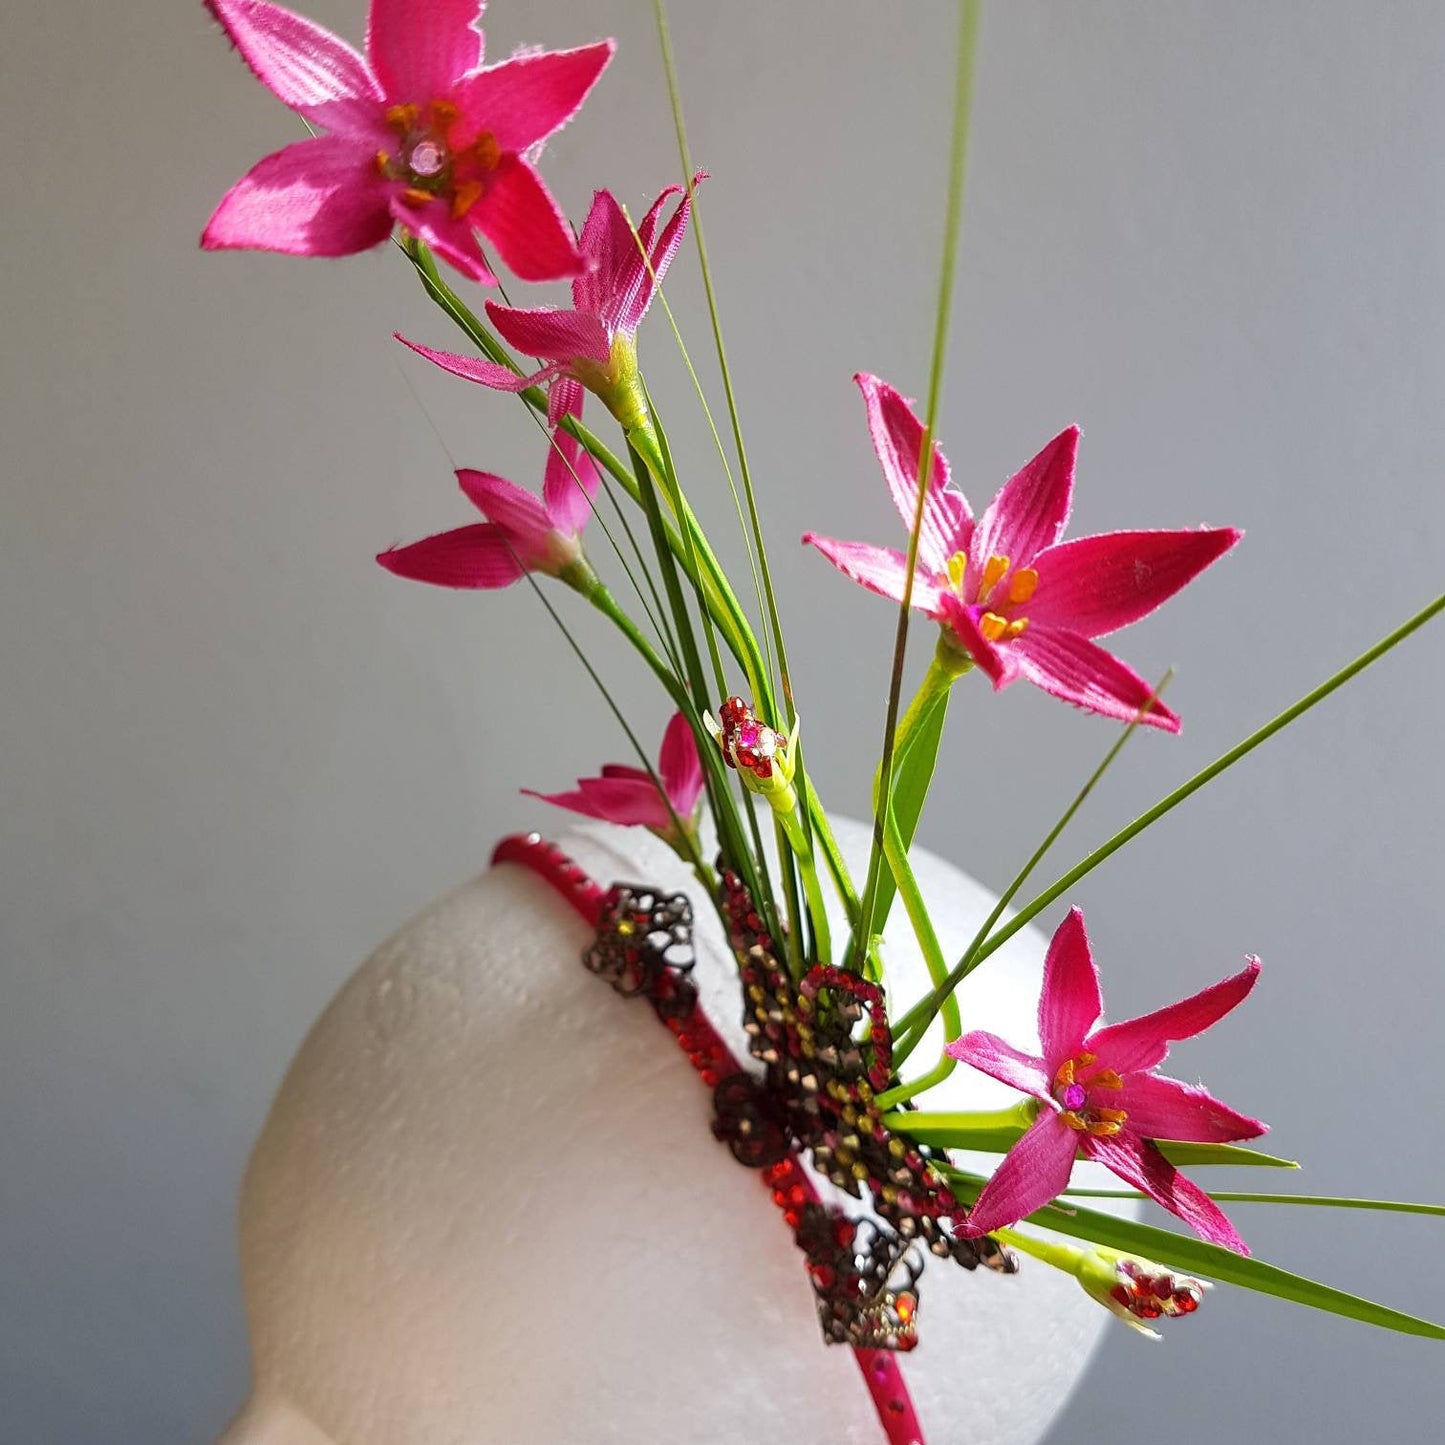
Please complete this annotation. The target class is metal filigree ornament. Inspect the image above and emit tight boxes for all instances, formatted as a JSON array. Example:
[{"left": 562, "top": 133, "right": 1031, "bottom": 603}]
[{"left": 585, "top": 864, "right": 1018, "bottom": 1354}]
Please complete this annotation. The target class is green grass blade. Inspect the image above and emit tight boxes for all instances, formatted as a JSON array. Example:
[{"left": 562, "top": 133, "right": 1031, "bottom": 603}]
[
  {"left": 941, "top": 1169, "right": 1445, "bottom": 1338},
  {"left": 1059, "top": 1187, "right": 1445, "bottom": 1215},
  {"left": 892, "top": 670, "right": 1169, "bottom": 1059},
  {"left": 901, "top": 591, "right": 1445, "bottom": 1043},
  {"left": 855, "top": 0, "right": 983, "bottom": 970}
]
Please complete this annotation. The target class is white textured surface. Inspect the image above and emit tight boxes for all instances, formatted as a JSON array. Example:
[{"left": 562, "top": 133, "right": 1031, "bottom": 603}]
[{"left": 223, "top": 820, "right": 1137, "bottom": 1444}]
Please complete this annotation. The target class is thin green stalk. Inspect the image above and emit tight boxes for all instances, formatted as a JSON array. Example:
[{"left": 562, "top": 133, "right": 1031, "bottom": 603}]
[
  {"left": 870, "top": 806, "right": 960, "bottom": 1111},
  {"left": 856, "top": 0, "right": 983, "bottom": 970},
  {"left": 653, "top": 0, "right": 793, "bottom": 725},
  {"left": 625, "top": 437, "right": 767, "bottom": 909},
  {"left": 853, "top": 643, "right": 967, "bottom": 966},
  {"left": 890, "top": 668, "right": 1172, "bottom": 1064},
  {"left": 401, "top": 239, "right": 773, "bottom": 712},
  {"left": 901, "top": 592, "right": 1445, "bottom": 1045}
]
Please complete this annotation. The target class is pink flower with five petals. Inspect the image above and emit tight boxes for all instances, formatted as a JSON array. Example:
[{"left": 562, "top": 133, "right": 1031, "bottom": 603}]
[
  {"left": 398, "top": 178, "right": 700, "bottom": 424},
  {"left": 803, "top": 374, "right": 1242, "bottom": 731},
  {"left": 377, "top": 394, "right": 599, "bottom": 587},
  {"left": 524, "top": 712, "right": 704, "bottom": 836},
  {"left": 947, "top": 907, "right": 1265, "bottom": 1253},
  {"left": 202, "top": 0, "right": 613, "bottom": 283}
]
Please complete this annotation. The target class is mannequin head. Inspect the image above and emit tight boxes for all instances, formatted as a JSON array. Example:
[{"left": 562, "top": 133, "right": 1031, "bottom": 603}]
[{"left": 222, "top": 821, "right": 1134, "bottom": 1444}]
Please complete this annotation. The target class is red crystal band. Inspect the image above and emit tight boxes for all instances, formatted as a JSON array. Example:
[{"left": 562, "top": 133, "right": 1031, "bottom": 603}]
[{"left": 491, "top": 833, "right": 927, "bottom": 1445}]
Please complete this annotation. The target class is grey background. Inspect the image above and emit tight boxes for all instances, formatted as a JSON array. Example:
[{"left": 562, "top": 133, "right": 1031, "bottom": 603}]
[{"left": 3, "top": 0, "right": 1443, "bottom": 1439}]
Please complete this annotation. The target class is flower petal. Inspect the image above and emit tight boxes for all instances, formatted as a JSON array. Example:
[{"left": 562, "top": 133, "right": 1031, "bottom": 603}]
[
  {"left": 395, "top": 334, "right": 558, "bottom": 392},
  {"left": 599, "top": 764, "right": 651, "bottom": 783},
  {"left": 203, "top": 136, "right": 393, "bottom": 258},
  {"left": 934, "top": 595, "right": 1013, "bottom": 686},
  {"left": 1085, "top": 1134, "right": 1250, "bottom": 1254},
  {"left": 801, "top": 535, "right": 944, "bottom": 615},
  {"left": 520, "top": 786, "right": 612, "bottom": 824},
  {"left": 455, "top": 41, "right": 616, "bottom": 154},
  {"left": 959, "top": 1113, "right": 1078, "bottom": 1237},
  {"left": 367, "top": 0, "right": 484, "bottom": 100},
  {"left": 1028, "top": 527, "right": 1242, "bottom": 639},
  {"left": 622, "top": 178, "right": 697, "bottom": 333},
  {"left": 542, "top": 396, "right": 600, "bottom": 539},
  {"left": 1116, "top": 1072, "right": 1267, "bottom": 1144},
  {"left": 855, "top": 373, "right": 967, "bottom": 573},
  {"left": 376, "top": 523, "right": 524, "bottom": 588},
  {"left": 658, "top": 712, "right": 705, "bottom": 815},
  {"left": 471, "top": 155, "right": 585, "bottom": 282},
  {"left": 969, "top": 426, "right": 1077, "bottom": 575},
  {"left": 1009, "top": 628, "right": 1182, "bottom": 732},
  {"left": 388, "top": 193, "right": 497, "bottom": 284},
  {"left": 524, "top": 777, "right": 671, "bottom": 830},
  {"left": 485, "top": 301, "right": 611, "bottom": 366},
  {"left": 455, "top": 470, "right": 551, "bottom": 552},
  {"left": 1038, "top": 907, "right": 1104, "bottom": 1066},
  {"left": 1088, "top": 958, "right": 1262, "bottom": 1073},
  {"left": 572, "top": 190, "right": 642, "bottom": 329},
  {"left": 945, "top": 1031, "right": 1050, "bottom": 1100},
  {"left": 207, "top": 0, "right": 382, "bottom": 132}
]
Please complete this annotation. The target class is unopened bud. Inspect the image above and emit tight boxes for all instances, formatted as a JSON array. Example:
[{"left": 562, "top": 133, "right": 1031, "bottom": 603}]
[
  {"left": 706, "top": 697, "right": 800, "bottom": 814},
  {"left": 1075, "top": 1246, "right": 1209, "bottom": 1339}
]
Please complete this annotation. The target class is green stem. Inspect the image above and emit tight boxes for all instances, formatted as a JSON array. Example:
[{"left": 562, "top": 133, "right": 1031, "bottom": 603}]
[
  {"left": 882, "top": 1103, "right": 1038, "bottom": 1153},
  {"left": 854, "top": 641, "right": 968, "bottom": 967},
  {"left": 776, "top": 799, "right": 832, "bottom": 965},
  {"left": 890, "top": 667, "right": 1171, "bottom": 1063},
  {"left": 856, "top": 0, "right": 982, "bottom": 970},
  {"left": 901, "top": 591, "right": 1445, "bottom": 1046},
  {"left": 994, "top": 1227, "right": 1084, "bottom": 1275},
  {"left": 870, "top": 808, "right": 960, "bottom": 1109}
]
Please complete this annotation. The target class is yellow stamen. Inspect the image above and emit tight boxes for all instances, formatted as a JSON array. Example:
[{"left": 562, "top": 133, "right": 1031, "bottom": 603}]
[
  {"left": 450, "top": 179, "right": 484, "bottom": 219},
  {"left": 981, "top": 553, "right": 1010, "bottom": 596},
  {"left": 374, "top": 150, "right": 391, "bottom": 176},
  {"left": 401, "top": 187, "right": 434, "bottom": 208},
  {"left": 1061, "top": 1110, "right": 1087, "bottom": 1132},
  {"left": 979, "top": 611, "right": 1008, "bottom": 642},
  {"left": 473, "top": 130, "right": 501, "bottom": 170},
  {"left": 385, "top": 103, "right": 419, "bottom": 133},
  {"left": 429, "top": 98, "right": 459, "bottom": 124},
  {"left": 1053, "top": 1059, "right": 1076, "bottom": 1090},
  {"left": 1008, "top": 567, "right": 1039, "bottom": 604},
  {"left": 1004, "top": 618, "right": 1029, "bottom": 641},
  {"left": 1076, "top": 1052, "right": 1097, "bottom": 1068}
]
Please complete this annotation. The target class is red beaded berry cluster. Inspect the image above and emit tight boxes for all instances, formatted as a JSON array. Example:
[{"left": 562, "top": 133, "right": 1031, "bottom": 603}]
[
  {"left": 716, "top": 695, "right": 787, "bottom": 782},
  {"left": 1110, "top": 1258, "right": 1205, "bottom": 1322}
]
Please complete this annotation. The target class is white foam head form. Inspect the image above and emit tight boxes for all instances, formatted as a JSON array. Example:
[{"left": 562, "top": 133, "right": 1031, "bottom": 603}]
[{"left": 221, "top": 818, "right": 1138, "bottom": 1445}]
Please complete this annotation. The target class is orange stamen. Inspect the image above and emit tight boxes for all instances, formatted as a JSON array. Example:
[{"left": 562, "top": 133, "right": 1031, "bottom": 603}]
[
  {"left": 979, "top": 611, "right": 1008, "bottom": 642},
  {"left": 401, "top": 187, "right": 434, "bottom": 208},
  {"left": 473, "top": 130, "right": 501, "bottom": 170},
  {"left": 374, "top": 150, "right": 391, "bottom": 176},
  {"left": 450, "top": 179, "right": 484, "bottom": 219},
  {"left": 1003, "top": 619, "right": 1029, "bottom": 641},
  {"left": 385, "top": 103, "right": 419, "bottom": 133},
  {"left": 980, "top": 553, "right": 1010, "bottom": 598},
  {"left": 429, "top": 98, "right": 459, "bottom": 125},
  {"left": 1008, "top": 567, "right": 1038, "bottom": 604}
]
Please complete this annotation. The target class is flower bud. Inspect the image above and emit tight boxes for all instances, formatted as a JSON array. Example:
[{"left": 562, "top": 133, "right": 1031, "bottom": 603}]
[
  {"left": 706, "top": 697, "right": 800, "bottom": 815},
  {"left": 1074, "top": 1245, "right": 1209, "bottom": 1339}
]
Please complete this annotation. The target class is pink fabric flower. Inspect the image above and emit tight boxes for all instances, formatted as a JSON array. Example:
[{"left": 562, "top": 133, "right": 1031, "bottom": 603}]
[
  {"left": 202, "top": 0, "right": 613, "bottom": 283},
  {"left": 377, "top": 395, "right": 599, "bottom": 587},
  {"left": 524, "top": 712, "right": 705, "bottom": 833},
  {"left": 397, "top": 177, "right": 700, "bottom": 422},
  {"left": 803, "top": 374, "right": 1242, "bottom": 731},
  {"left": 947, "top": 908, "right": 1264, "bottom": 1253}
]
